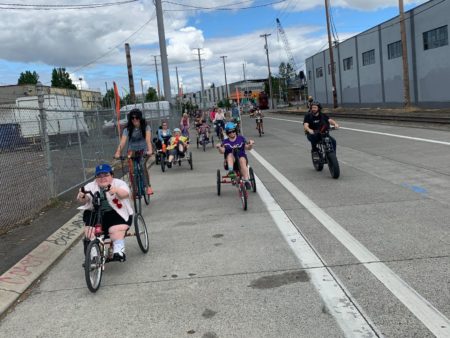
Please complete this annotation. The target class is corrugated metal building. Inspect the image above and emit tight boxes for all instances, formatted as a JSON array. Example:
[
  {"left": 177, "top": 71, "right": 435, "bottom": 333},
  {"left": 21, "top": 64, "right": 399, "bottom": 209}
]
[{"left": 305, "top": 0, "right": 450, "bottom": 107}]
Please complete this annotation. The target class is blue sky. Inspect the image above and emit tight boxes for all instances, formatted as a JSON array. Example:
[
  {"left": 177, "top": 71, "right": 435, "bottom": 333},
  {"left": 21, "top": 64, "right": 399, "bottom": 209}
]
[{"left": 0, "top": 0, "right": 428, "bottom": 98}]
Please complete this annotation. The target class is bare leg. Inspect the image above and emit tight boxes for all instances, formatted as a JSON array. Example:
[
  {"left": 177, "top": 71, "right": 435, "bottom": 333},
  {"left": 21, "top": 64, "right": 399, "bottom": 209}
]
[{"left": 239, "top": 157, "right": 249, "bottom": 180}]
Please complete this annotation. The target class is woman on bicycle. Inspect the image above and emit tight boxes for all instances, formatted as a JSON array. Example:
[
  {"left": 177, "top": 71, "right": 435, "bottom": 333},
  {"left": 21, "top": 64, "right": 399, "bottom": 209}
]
[
  {"left": 180, "top": 113, "right": 190, "bottom": 137},
  {"left": 114, "top": 108, "right": 154, "bottom": 195},
  {"left": 254, "top": 108, "right": 264, "bottom": 134},
  {"left": 216, "top": 122, "right": 254, "bottom": 190},
  {"left": 77, "top": 163, "right": 133, "bottom": 262},
  {"left": 213, "top": 108, "right": 225, "bottom": 139}
]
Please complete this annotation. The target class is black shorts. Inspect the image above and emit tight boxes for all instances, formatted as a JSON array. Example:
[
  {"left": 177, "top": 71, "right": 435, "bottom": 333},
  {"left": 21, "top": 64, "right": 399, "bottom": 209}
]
[{"left": 83, "top": 209, "right": 132, "bottom": 233}]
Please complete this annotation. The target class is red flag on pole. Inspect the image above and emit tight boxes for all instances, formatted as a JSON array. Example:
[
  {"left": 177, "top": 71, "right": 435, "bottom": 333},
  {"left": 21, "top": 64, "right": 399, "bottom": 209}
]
[{"left": 113, "top": 81, "right": 121, "bottom": 136}]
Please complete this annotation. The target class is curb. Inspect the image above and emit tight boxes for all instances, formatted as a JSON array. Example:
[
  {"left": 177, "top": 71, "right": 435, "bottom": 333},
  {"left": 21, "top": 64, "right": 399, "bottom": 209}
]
[{"left": 0, "top": 213, "right": 84, "bottom": 317}]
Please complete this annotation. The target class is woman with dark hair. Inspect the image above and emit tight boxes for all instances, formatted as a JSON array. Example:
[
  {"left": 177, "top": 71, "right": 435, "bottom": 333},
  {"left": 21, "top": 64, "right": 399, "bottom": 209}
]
[{"left": 114, "top": 108, "right": 154, "bottom": 195}]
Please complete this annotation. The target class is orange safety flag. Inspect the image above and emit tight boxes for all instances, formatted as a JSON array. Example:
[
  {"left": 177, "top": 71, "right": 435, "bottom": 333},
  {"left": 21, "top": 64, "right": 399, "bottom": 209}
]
[{"left": 113, "top": 81, "right": 121, "bottom": 136}]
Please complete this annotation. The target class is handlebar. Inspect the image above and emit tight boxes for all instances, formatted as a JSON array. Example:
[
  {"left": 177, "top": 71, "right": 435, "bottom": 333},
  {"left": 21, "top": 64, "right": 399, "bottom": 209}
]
[{"left": 81, "top": 184, "right": 111, "bottom": 198}]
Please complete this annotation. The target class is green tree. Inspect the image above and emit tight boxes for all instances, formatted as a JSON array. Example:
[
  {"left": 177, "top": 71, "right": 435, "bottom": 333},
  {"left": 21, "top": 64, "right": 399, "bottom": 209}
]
[
  {"left": 51, "top": 67, "right": 77, "bottom": 89},
  {"left": 102, "top": 89, "right": 115, "bottom": 108},
  {"left": 17, "top": 71, "right": 39, "bottom": 85},
  {"left": 145, "top": 87, "right": 158, "bottom": 102}
]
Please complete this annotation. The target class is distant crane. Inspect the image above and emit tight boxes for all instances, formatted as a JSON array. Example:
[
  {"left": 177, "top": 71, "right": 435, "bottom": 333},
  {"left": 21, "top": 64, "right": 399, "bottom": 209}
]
[
  {"left": 276, "top": 18, "right": 305, "bottom": 102},
  {"left": 276, "top": 18, "right": 299, "bottom": 79}
]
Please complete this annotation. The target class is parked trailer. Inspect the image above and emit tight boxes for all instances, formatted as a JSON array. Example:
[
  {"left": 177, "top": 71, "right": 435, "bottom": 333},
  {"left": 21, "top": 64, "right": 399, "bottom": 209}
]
[{"left": 13, "top": 95, "right": 90, "bottom": 146}]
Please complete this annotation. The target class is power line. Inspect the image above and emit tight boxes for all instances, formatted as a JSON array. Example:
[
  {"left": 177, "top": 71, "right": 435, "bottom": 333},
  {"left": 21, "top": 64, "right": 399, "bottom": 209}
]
[
  {"left": 0, "top": 0, "right": 139, "bottom": 10},
  {"left": 162, "top": 0, "right": 288, "bottom": 11}
]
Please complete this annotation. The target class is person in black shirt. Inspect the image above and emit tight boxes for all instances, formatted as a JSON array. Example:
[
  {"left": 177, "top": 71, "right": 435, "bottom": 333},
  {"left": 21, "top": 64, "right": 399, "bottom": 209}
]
[{"left": 303, "top": 102, "right": 339, "bottom": 152}]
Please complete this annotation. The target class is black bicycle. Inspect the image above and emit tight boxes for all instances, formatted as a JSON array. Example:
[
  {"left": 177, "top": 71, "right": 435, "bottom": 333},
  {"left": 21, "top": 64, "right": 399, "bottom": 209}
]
[
  {"left": 255, "top": 116, "right": 263, "bottom": 137},
  {"left": 82, "top": 186, "right": 149, "bottom": 293},
  {"left": 311, "top": 126, "right": 340, "bottom": 179}
]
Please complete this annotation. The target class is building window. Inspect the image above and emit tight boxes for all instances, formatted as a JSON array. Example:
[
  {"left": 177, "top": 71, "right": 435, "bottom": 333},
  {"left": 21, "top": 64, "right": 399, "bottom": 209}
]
[
  {"left": 308, "top": 70, "right": 312, "bottom": 80},
  {"left": 388, "top": 41, "right": 402, "bottom": 59},
  {"left": 343, "top": 57, "right": 353, "bottom": 71},
  {"left": 327, "top": 62, "right": 336, "bottom": 75},
  {"left": 315, "top": 67, "right": 323, "bottom": 78},
  {"left": 362, "top": 49, "right": 375, "bottom": 66},
  {"left": 423, "top": 25, "right": 448, "bottom": 50}
]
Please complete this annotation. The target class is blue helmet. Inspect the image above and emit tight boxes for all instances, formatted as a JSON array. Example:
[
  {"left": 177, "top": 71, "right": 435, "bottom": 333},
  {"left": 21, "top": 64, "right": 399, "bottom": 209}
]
[{"left": 224, "top": 122, "right": 236, "bottom": 132}]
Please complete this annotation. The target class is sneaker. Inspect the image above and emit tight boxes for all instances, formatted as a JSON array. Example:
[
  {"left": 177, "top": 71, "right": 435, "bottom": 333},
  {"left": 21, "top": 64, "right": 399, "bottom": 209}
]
[
  {"left": 262, "top": 131, "right": 265, "bottom": 134},
  {"left": 112, "top": 252, "right": 126, "bottom": 262},
  {"left": 179, "top": 153, "right": 185, "bottom": 158},
  {"left": 167, "top": 162, "right": 172, "bottom": 168},
  {"left": 146, "top": 186, "right": 154, "bottom": 195},
  {"left": 244, "top": 180, "right": 252, "bottom": 190},
  {"left": 228, "top": 170, "right": 236, "bottom": 179}
]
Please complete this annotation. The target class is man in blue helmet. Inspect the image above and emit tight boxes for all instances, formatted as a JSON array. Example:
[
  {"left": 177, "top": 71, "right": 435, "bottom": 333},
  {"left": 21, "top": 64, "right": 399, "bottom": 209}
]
[{"left": 216, "top": 122, "right": 254, "bottom": 190}]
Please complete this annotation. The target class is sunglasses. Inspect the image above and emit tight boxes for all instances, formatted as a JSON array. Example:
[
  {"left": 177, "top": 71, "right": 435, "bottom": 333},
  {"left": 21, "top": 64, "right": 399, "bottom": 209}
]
[
  {"left": 226, "top": 130, "right": 236, "bottom": 134},
  {"left": 131, "top": 116, "right": 140, "bottom": 120}
]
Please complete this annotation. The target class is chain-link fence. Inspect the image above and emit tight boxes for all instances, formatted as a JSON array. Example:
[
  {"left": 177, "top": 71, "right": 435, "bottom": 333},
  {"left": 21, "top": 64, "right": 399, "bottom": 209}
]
[{"left": 0, "top": 86, "right": 181, "bottom": 234}]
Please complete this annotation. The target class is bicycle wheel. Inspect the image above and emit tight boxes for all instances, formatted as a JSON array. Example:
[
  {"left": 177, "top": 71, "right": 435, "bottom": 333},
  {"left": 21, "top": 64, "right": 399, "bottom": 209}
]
[
  {"left": 196, "top": 136, "right": 199, "bottom": 149},
  {"left": 84, "top": 240, "right": 103, "bottom": 293},
  {"left": 327, "top": 152, "right": 340, "bottom": 179},
  {"left": 249, "top": 167, "right": 257, "bottom": 193},
  {"left": 134, "top": 213, "right": 149, "bottom": 253},
  {"left": 312, "top": 151, "right": 324, "bottom": 171},
  {"left": 239, "top": 183, "right": 248, "bottom": 211},
  {"left": 203, "top": 137, "right": 206, "bottom": 152},
  {"left": 160, "top": 153, "right": 166, "bottom": 172},
  {"left": 216, "top": 169, "right": 221, "bottom": 196},
  {"left": 189, "top": 152, "right": 193, "bottom": 170}
]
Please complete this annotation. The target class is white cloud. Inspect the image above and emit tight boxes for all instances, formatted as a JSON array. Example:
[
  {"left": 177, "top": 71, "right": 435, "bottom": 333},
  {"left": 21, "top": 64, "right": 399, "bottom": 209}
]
[{"left": 274, "top": 0, "right": 428, "bottom": 11}]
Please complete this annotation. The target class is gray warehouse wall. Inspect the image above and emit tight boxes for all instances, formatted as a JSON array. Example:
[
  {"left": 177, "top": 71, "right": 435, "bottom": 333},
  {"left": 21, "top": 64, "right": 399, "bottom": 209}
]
[
  {"left": 305, "top": 0, "right": 450, "bottom": 107},
  {"left": 413, "top": 0, "right": 450, "bottom": 103}
]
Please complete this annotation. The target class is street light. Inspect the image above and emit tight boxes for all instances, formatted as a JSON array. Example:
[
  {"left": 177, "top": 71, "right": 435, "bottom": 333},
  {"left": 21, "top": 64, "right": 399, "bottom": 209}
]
[{"left": 220, "top": 56, "right": 229, "bottom": 100}]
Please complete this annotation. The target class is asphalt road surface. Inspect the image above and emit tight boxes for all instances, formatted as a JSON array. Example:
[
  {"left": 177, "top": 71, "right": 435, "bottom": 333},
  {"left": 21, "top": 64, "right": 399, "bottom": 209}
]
[{"left": 1, "top": 113, "right": 450, "bottom": 337}]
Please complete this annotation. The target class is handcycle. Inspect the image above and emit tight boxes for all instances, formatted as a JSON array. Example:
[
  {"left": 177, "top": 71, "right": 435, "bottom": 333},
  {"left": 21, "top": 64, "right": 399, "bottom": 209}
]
[
  {"left": 216, "top": 145, "right": 256, "bottom": 211},
  {"left": 153, "top": 135, "right": 170, "bottom": 165},
  {"left": 160, "top": 144, "right": 193, "bottom": 172},
  {"left": 82, "top": 185, "right": 149, "bottom": 293},
  {"left": 310, "top": 125, "right": 340, "bottom": 179},
  {"left": 116, "top": 151, "right": 151, "bottom": 214},
  {"left": 196, "top": 128, "right": 214, "bottom": 152}
]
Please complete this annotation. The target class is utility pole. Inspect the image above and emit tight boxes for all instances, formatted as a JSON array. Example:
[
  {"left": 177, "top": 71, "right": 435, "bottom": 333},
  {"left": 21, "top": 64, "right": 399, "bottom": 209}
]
[
  {"left": 175, "top": 66, "right": 180, "bottom": 98},
  {"left": 399, "top": 0, "right": 411, "bottom": 108},
  {"left": 243, "top": 62, "right": 249, "bottom": 103},
  {"left": 260, "top": 33, "right": 274, "bottom": 110},
  {"left": 140, "top": 78, "right": 145, "bottom": 108},
  {"left": 154, "top": 0, "right": 172, "bottom": 103},
  {"left": 195, "top": 48, "right": 205, "bottom": 109},
  {"left": 153, "top": 55, "right": 161, "bottom": 99},
  {"left": 124, "top": 43, "right": 136, "bottom": 103},
  {"left": 220, "top": 56, "right": 229, "bottom": 100},
  {"left": 325, "top": 0, "right": 338, "bottom": 108}
]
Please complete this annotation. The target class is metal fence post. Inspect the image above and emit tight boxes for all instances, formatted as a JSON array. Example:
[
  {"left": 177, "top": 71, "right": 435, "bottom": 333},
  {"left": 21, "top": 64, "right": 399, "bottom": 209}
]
[
  {"left": 37, "top": 82, "right": 56, "bottom": 197},
  {"left": 74, "top": 110, "right": 87, "bottom": 181},
  {"left": 96, "top": 108, "right": 105, "bottom": 161}
]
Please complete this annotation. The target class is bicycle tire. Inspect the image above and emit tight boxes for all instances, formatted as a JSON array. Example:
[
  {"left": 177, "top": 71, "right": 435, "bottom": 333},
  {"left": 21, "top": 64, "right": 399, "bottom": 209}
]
[
  {"left": 239, "top": 183, "right": 248, "bottom": 211},
  {"left": 160, "top": 154, "right": 166, "bottom": 172},
  {"left": 312, "top": 151, "right": 324, "bottom": 171},
  {"left": 84, "top": 240, "right": 103, "bottom": 293},
  {"left": 217, "top": 169, "right": 221, "bottom": 196},
  {"left": 327, "top": 152, "right": 340, "bottom": 179},
  {"left": 249, "top": 167, "right": 256, "bottom": 193},
  {"left": 134, "top": 213, "right": 149, "bottom": 253},
  {"left": 189, "top": 152, "right": 193, "bottom": 170},
  {"left": 203, "top": 137, "right": 206, "bottom": 152}
]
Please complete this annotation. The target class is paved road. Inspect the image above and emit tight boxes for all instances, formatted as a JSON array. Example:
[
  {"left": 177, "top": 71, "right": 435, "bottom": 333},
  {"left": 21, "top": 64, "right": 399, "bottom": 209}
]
[{"left": 1, "top": 114, "right": 450, "bottom": 337}]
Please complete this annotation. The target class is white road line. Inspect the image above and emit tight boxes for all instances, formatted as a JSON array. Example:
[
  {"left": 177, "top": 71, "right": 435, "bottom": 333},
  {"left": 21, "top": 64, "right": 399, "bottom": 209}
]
[
  {"left": 254, "top": 174, "right": 380, "bottom": 337},
  {"left": 250, "top": 149, "right": 450, "bottom": 337},
  {"left": 265, "top": 116, "right": 450, "bottom": 146}
]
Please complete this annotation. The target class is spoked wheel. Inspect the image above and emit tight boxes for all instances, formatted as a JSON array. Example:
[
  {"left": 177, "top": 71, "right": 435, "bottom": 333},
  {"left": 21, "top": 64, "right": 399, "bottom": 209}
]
[
  {"left": 84, "top": 240, "right": 103, "bottom": 293},
  {"left": 134, "top": 196, "right": 142, "bottom": 215},
  {"left": 140, "top": 174, "right": 150, "bottom": 206},
  {"left": 203, "top": 136, "right": 206, "bottom": 152},
  {"left": 238, "top": 182, "right": 248, "bottom": 211},
  {"left": 134, "top": 213, "right": 149, "bottom": 253},
  {"left": 312, "top": 151, "right": 324, "bottom": 171},
  {"left": 326, "top": 152, "right": 340, "bottom": 179},
  {"left": 216, "top": 169, "right": 221, "bottom": 196},
  {"left": 249, "top": 167, "right": 256, "bottom": 193},
  {"left": 258, "top": 123, "right": 262, "bottom": 137},
  {"left": 160, "top": 154, "right": 166, "bottom": 172},
  {"left": 188, "top": 152, "right": 193, "bottom": 170},
  {"left": 196, "top": 137, "right": 199, "bottom": 149}
]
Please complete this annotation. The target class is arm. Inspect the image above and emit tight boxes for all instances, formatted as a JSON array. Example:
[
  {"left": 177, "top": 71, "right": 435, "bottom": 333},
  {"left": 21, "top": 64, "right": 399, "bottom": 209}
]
[
  {"left": 304, "top": 122, "right": 314, "bottom": 135},
  {"left": 328, "top": 118, "right": 339, "bottom": 129},
  {"left": 145, "top": 130, "right": 153, "bottom": 154},
  {"left": 114, "top": 134, "right": 128, "bottom": 158},
  {"left": 216, "top": 143, "right": 225, "bottom": 154}
]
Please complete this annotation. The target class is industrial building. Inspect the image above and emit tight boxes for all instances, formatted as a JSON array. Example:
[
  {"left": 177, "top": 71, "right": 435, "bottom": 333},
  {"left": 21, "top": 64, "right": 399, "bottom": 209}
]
[{"left": 305, "top": 0, "right": 450, "bottom": 107}]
